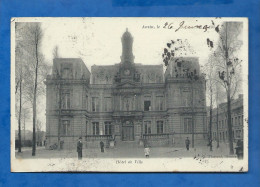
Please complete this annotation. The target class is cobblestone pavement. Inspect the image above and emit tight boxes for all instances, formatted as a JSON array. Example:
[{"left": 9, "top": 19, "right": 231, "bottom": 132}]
[{"left": 15, "top": 142, "right": 238, "bottom": 159}]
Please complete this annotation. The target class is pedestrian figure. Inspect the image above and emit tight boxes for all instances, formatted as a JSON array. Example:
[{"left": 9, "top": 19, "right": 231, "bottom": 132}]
[
  {"left": 77, "top": 137, "right": 83, "bottom": 160},
  {"left": 100, "top": 141, "right": 104, "bottom": 153},
  {"left": 60, "top": 139, "right": 64, "bottom": 150},
  {"left": 208, "top": 139, "right": 212, "bottom": 151},
  {"left": 172, "top": 136, "right": 175, "bottom": 146},
  {"left": 185, "top": 137, "right": 190, "bottom": 151},
  {"left": 235, "top": 140, "right": 243, "bottom": 159},
  {"left": 144, "top": 145, "right": 150, "bottom": 158}
]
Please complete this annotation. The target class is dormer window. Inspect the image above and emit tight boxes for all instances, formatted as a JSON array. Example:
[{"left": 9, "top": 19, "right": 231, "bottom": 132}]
[{"left": 62, "top": 68, "right": 70, "bottom": 79}]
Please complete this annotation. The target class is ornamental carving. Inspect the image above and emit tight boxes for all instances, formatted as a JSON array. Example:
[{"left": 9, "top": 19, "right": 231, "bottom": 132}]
[{"left": 148, "top": 71, "right": 156, "bottom": 81}]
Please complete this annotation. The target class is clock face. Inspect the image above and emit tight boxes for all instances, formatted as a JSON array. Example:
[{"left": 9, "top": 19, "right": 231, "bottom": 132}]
[{"left": 124, "top": 69, "right": 130, "bottom": 75}]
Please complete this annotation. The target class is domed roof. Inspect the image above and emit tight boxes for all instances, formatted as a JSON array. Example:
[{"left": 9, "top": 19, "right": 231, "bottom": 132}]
[{"left": 122, "top": 28, "right": 133, "bottom": 40}]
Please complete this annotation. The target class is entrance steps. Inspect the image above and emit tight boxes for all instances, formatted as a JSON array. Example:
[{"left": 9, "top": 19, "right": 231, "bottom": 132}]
[{"left": 115, "top": 141, "right": 140, "bottom": 149}]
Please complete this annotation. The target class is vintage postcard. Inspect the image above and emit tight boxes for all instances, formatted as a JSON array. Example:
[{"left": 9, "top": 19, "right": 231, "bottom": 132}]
[{"left": 11, "top": 17, "right": 248, "bottom": 172}]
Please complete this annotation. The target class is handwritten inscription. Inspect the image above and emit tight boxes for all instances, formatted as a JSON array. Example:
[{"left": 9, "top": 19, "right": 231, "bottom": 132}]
[{"left": 142, "top": 21, "right": 216, "bottom": 32}]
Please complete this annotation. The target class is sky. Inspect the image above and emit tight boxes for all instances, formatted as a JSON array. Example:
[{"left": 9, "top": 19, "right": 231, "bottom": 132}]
[
  {"left": 13, "top": 17, "right": 247, "bottom": 131},
  {"left": 40, "top": 17, "right": 222, "bottom": 69}
]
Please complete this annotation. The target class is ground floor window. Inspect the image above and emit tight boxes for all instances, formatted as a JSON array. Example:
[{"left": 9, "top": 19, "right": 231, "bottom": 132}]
[
  {"left": 236, "top": 130, "right": 242, "bottom": 139},
  {"left": 184, "top": 118, "right": 192, "bottom": 133},
  {"left": 144, "top": 100, "right": 151, "bottom": 111},
  {"left": 144, "top": 121, "right": 151, "bottom": 134},
  {"left": 105, "top": 122, "right": 113, "bottom": 135},
  {"left": 157, "top": 121, "right": 164, "bottom": 134},
  {"left": 61, "top": 120, "right": 70, "bottom": 135},
  {"left": 92, "top": 122, "right": 99, "bottom": 135}
]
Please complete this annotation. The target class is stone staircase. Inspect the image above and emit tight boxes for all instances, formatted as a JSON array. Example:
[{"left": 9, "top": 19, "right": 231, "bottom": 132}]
[{"left": 115, "top": 141, "right": 140, "bottom": 149}]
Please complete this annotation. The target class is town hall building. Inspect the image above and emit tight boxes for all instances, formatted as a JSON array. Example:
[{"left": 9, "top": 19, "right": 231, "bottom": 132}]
[{"left": 45, "top": 29, "right": 207, "bottom": 149}]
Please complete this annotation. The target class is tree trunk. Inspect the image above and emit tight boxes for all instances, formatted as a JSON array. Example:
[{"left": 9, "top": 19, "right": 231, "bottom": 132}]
[
  {"left": 216, "top": 105, "right": 219, "bottom": 148},
  {"left": 209, "top": 99, "right": 213, "bottom": 151},
  {"left": 18, "top": 72, "right": 22, "bottom": 152},
  {"left": 225, "top": 22, "right": 234, "bottom": 155},
  {"left": 227, "top": 90, "right": 234, "bottom": 154},
  {"left": 32, "top": 91, "right": 37, "bottom": 156},
  {"left": 58, "top": 81, "right": 61, "bottom": 150},
  {"left": 32, "top": 42, "right": 39, "bottom": 156}
]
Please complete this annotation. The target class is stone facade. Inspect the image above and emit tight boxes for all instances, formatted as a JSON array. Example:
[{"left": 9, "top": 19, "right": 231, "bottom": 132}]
[
  {"left": 45, "top": 29, "right": 207, "bottom": 149},
  {"left": 207, "top": 94, "right": 244, "bottom": 143}
]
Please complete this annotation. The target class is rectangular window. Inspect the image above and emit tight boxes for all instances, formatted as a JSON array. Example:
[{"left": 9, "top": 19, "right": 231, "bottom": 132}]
[
  {"left": 144, "top": 121, "right": 152, "bottom": 134},
  {"left": 86, "top": 121, "right": 88, "bottom": 135},
  {"left": 105, "top": 122, "right": 113, "bottom": 135},
  {"left": 61, "top": 92, "right": 70, "bottom": 109},
  {"left": 238, "top": 116, "right": 241, "bottom": 126},
  {"left": 92, "top": 97, "right": 100, "bottom": 112},
  {"left": 184, "top": 118, "right": 192, "bottom": 133},
  {"left": 61, "top": 120, "right": 70, "bottom": 135},
  {"left": 157, "top": 121, "right": 164, "bottom": 134},
  {"left": 156, "top": 96, "right": 163, "bottom": 111},
  {"left": 62, "top": 68, "right": 70, "bottom": 79},
  {"left": 144, "top": 101, "right": 151, "bottom": 111},
  {"left": 104, "top": 97, "right": 112, "bottom": 112},
  {"left": 86, "top": 95, "right": 88, "bottom": 110},
  {"left": 235, "top": 117, "right": 237, "bottom": 126},
  {"left": 236, "top": 130, "right": 241, "bottom": 138},
  {"left": 92, "top": 122, "right": 99, "bottom": 135},
  {"left": 144, "top": 96, "right": 151, "bottom": 111},
  {"left": 182, "top": 90, "right": 191, "bottom": 106}
]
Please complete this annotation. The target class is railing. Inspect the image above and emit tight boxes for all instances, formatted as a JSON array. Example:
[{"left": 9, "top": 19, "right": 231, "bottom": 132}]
[
  {"left": 142, "top": 133, "right": 170, "bottom": 140},
  {"left": 85, "top": 135, "right": 112, "bottom": 141}
]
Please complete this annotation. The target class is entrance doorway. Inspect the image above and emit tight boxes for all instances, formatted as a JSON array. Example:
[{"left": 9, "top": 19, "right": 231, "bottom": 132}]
[{"left": 122, "top": 120, "right": 134, "bottom": 141}]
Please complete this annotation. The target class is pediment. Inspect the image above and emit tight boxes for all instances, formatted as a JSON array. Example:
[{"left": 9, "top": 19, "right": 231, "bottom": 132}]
[{"left": 116, "top": 80, "right": 139, "bottom": 88}]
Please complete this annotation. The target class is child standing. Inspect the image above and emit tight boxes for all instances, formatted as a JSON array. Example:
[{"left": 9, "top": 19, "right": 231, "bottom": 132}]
[{"left": 144, "top": 145, "right": 150, "bottom": 158}]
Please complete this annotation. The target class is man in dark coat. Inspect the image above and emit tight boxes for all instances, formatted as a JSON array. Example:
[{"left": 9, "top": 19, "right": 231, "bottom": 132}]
[
  {"left": 100, "top": 141, "right": 104, "bottom": 153},
  {"left": 185, "top": 137, "right": 190, "bottom": 151},
  {"left": 77, "top": 137, "right": 83, "bottom": 160}
]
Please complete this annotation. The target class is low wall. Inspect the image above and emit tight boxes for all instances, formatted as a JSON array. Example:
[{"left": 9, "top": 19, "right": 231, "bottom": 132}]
[{"left": 46, "top": 134, "right": 208, "bottom": 149}]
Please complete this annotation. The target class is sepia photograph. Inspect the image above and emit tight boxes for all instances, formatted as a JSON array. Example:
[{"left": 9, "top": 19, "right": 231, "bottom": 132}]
[{"left": 11, "top": 17, "right": 248, "bottom": 172}]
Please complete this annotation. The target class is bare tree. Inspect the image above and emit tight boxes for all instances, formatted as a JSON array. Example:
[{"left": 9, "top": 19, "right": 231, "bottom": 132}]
[
  {"left": 210, "top": 22, "right": 243, "bottom": 154},
  {"left": 16, "top": 23, "right": 49, "bottom": 156},
  {"left": 36, "top": 120, "right": 42, "bottom": 146},
  {"left": 162, "top": 39, "right": 201, "bottom": 148},
  {"left": 29, "top": 23, "right": 43, "bottom": 156},
  {"left": 15, "top": 22, "right": 27, "bottom": 152},
  {"left": 214, "top": 81, "right": 226, "bottom": 148},
  {"left": 53, "top": 45, "right": 59, "bottom": 58},
  {"left": 203, "top": 55, "right": 216, "bottom": 151}
]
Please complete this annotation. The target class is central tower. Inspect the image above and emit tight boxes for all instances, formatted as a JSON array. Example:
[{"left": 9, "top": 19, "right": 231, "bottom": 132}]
[
  {"left": 114, "top": 28, "right": 140, "bottom": 83},
  {"left": 121, "top": 28, "right": 134, "bottom": 63}
]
